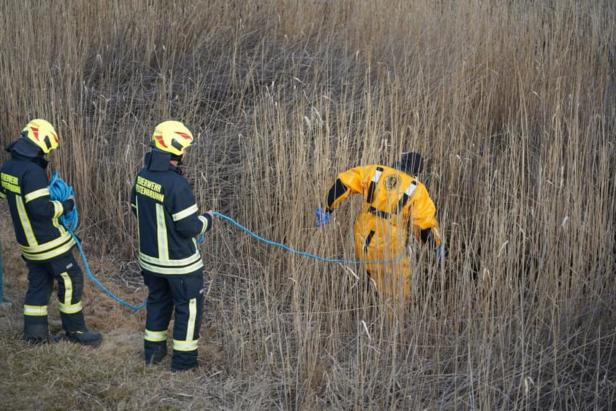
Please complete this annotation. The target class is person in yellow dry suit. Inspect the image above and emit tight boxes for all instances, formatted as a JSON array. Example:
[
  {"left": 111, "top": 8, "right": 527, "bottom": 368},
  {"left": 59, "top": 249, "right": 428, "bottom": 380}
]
[{"left": 315, "top": 152, "right": 443, "bottom": 303}]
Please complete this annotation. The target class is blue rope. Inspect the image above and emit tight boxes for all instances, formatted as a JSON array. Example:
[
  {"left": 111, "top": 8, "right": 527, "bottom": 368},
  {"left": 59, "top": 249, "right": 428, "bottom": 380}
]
[
  {"left": 49, "top": 172, "right": 78, "bottom": 232},
  {"left": 212, "top": 211, "right": 404, "bottom": 265},
  {"left": 49, "top": 173, "right": 145, "bottom": 312},
  {"left": 73, "top": 239, "right": 146, "bottom": 312}
]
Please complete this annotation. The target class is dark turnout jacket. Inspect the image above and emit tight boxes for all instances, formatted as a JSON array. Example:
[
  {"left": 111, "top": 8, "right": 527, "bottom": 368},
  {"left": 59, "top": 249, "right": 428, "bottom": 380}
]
[
  {"left": 0, "top": 139, "right": 75, "bottom": 261},
  {"left": 131, "top": 150, "right": 211, "bottom": 275}
]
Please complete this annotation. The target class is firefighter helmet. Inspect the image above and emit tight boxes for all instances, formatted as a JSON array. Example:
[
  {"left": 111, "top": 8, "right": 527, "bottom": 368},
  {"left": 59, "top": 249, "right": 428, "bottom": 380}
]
[
  {"left": 150, "top": 120, "right": 194, "bottom": 156},
  {"left": 21, "top": 119, "right": 59, "bottom": 154}
]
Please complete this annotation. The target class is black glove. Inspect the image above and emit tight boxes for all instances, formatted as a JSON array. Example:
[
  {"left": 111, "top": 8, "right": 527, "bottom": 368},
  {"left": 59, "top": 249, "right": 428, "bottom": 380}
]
[
  {"left": 61, "top": 198, "right": 75, "bottom": 214},
  {"left": 200, "top": 211, "right": 213, "bottom": 233}
]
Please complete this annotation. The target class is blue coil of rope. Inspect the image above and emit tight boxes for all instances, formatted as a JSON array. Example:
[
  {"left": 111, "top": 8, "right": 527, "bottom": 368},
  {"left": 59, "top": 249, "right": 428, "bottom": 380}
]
[{"left": 49, "top": 172, "right": 78, "bottom": 232}]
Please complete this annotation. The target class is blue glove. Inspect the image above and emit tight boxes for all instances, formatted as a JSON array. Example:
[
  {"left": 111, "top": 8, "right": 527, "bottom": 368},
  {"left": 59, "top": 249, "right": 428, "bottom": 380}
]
[
  {"left": 196, "top": 233, "right": 206, "bottom": 245},
  {"left": 315, "top": 208, "right": 332, "bottom": 227},
  {"left": 435, "top": 244, "right": 445, "bottom": 262}
]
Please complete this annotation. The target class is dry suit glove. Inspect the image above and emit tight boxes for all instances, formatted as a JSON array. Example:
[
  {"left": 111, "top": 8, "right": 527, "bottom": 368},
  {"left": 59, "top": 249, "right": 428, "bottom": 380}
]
[
  {"left": 315, "top": 208, "right": 332, "bottom": 227},
  {"left": 435, "top": 244, "right": 445, "bottom": 262}
]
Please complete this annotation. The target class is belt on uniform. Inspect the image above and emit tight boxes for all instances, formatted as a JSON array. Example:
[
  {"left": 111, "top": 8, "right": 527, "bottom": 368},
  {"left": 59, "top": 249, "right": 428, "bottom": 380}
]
[{"left": 367, "top": 207, "right": 391, "bottom": 220}]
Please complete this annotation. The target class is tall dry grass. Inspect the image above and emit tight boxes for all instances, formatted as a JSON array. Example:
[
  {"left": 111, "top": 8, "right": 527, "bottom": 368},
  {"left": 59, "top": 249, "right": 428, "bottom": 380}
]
[{"left": 0, "top": 0, "right": 615, "bottom": 408}]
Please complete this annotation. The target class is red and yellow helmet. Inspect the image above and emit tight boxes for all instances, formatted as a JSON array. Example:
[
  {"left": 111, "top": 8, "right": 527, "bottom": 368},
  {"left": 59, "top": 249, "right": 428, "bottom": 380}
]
[
  {"left": 21, "top": 119, "right": 59, "bottom": 154},
  {"left": 150, "top": 120, "right": 194, "bottom": 156}
]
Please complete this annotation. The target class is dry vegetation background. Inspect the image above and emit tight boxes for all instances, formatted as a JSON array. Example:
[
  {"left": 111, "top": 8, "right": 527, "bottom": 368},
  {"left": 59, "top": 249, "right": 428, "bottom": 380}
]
[{"left": 0, "top": 0, "right": 615, "bottom": 409}]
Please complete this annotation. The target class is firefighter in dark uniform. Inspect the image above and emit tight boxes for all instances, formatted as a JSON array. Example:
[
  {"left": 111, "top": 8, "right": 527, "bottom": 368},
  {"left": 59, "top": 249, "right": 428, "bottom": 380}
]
[
  {"left": 0, "top": 119, "right": 102, "bottom": 346},
  {"left": 130, "top": 120, "right": 213, "bottom": 371},
  {"left": 316, "top": 152, "right": 444, "bottom": 305}
]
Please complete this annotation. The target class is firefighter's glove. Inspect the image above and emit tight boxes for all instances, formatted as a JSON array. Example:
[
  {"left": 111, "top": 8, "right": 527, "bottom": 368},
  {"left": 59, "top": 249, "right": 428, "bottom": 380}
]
[
  {"left": 315, "top": 208, "right": 332, "bottom": 227},
  {"left": 196, "top": 211, "right": 214, "bottom": 245},
  {"left": 201, "top": 211, "right": 214, "bottom": 232},
  {"left": 61, "top": 197, "right": 75, "bottom": 214}
]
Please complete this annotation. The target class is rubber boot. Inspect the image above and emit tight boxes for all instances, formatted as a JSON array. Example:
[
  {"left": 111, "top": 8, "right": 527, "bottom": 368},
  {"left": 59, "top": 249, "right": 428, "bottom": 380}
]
[
  {"left": 145, "top": 341, "right": 167, "bottom": 365},
  {"left": 65, "top": 329, "right": 103, "bottom": 347},
  {"left": 171, "top": 350, "right": 199, "bottom": 372},
  {"left": 23, "top": 323, "right": 49, "bottom": 345}
]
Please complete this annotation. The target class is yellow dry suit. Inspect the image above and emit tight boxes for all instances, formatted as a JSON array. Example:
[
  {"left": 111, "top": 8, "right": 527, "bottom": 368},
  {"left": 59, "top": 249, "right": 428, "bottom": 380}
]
[{"left": 326, "top": 165, "right": 441, "bottom": 302}]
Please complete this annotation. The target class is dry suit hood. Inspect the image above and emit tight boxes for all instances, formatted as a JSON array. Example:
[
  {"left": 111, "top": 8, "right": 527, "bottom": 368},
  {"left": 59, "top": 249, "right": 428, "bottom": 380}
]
[{"left": 395, "top": 152, "right": 424, "bottom": 176}]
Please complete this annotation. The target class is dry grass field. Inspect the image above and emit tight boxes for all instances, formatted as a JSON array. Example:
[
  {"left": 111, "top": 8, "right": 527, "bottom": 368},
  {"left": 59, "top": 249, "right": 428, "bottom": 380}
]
[{"left": 0, "top": 0, "right": 615, "bottom": 409}]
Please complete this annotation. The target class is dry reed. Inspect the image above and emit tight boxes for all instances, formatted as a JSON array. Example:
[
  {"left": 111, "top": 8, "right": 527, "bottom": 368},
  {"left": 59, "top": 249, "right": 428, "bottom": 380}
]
[{"left": 0, "top": 0, "right": 615, "bottom": 408}]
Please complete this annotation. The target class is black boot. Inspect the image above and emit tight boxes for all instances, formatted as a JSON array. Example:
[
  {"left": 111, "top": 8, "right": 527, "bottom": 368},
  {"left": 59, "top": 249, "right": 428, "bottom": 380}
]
[
  {"left": 65, "top": 329, "right": 103, "bottom": 347},
  {"left": 171, "top": 350, "right": 199, "bottom": 372},
  {"left": 23, "top": 323, "right": 49, "bottom": 345},
  {"left": 145, "top": 342, "right": 167, "bottom": 365}
]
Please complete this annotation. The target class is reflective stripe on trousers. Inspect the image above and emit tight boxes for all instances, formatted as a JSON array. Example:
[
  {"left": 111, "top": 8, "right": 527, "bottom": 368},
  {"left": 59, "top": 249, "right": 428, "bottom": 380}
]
[{"left": 173, "top": 298, "right": 198, "bottom": 352}]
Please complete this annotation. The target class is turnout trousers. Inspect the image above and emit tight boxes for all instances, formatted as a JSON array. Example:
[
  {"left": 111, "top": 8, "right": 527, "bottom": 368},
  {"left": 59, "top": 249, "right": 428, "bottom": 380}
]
[
  {"left": 23, "top": 250, "right": 87, "bottom": 337},
  {"left": 142, "top": 269, "right": 204, "bottom": 371}
]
